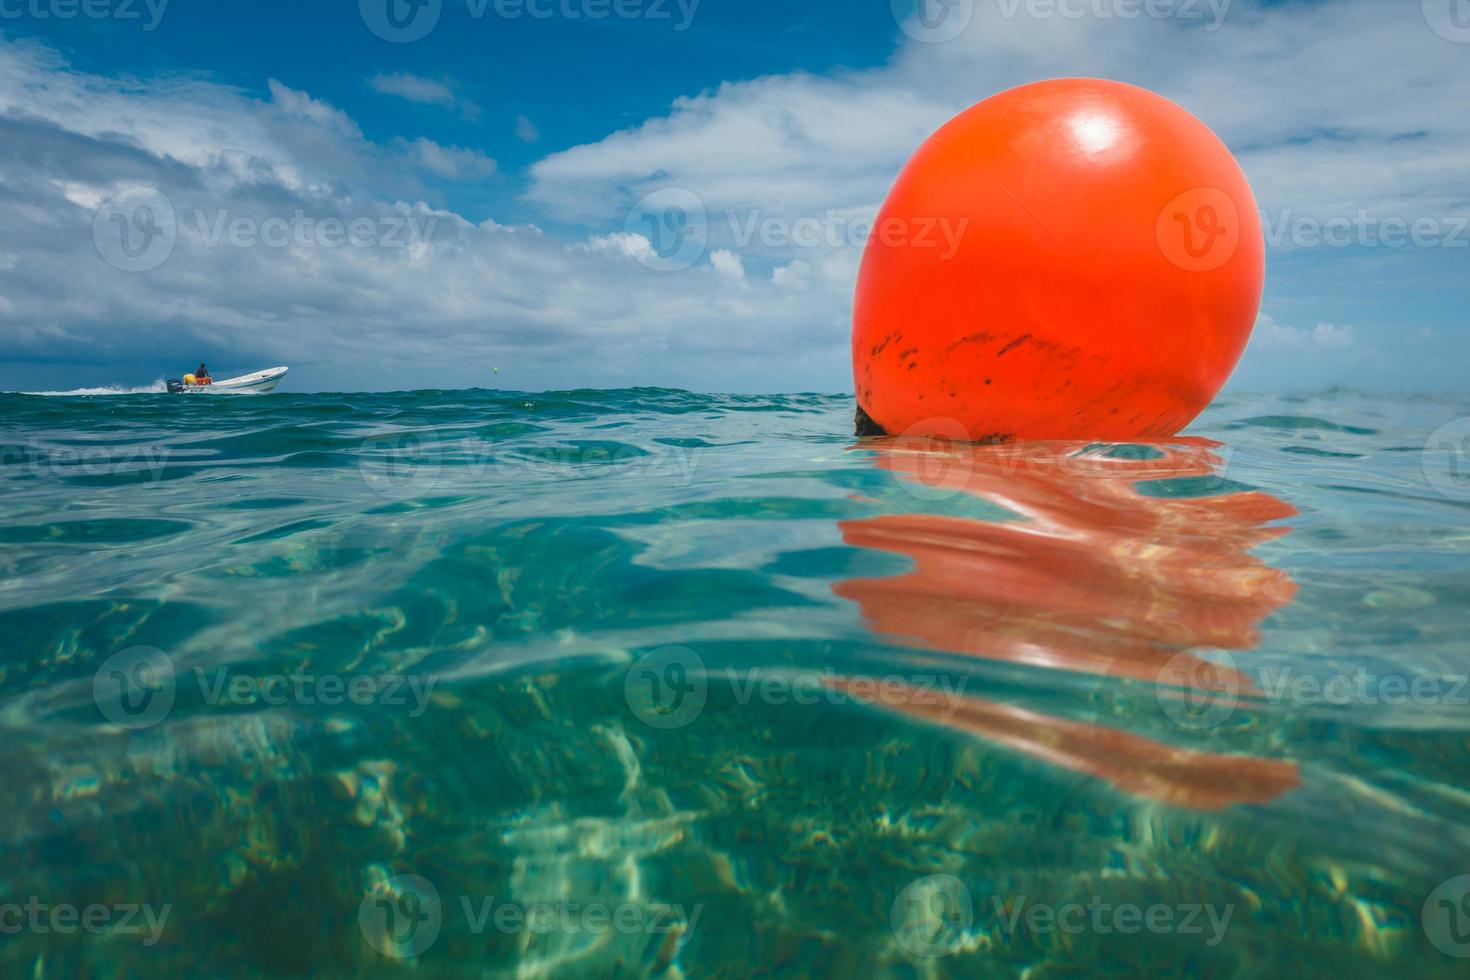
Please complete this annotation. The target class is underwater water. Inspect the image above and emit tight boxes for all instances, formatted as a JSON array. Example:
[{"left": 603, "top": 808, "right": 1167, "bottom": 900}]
[{"left": 1, "top": 387, "right": 1468, "bottom": 977}]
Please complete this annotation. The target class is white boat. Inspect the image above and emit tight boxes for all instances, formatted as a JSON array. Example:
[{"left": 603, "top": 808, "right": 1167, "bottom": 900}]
[{"left": 168, "top": 366, "right": 288, "bottom": 394}]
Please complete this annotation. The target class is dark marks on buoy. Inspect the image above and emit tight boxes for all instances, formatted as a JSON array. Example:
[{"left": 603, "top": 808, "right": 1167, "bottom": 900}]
[
  {"left": 996, "top": 334, "right": 1032, "bottom": 358},
  {"left": 943, "top": 331, "right": 996, "bottom": 354},
  {"left": 870, "top": 330, "right": 902, "bottom": 359}
]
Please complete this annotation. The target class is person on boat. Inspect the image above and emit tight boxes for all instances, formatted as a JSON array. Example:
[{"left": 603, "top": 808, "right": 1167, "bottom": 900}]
[{"left": 195, "top": 364, "right": 212, "bottom": 386}]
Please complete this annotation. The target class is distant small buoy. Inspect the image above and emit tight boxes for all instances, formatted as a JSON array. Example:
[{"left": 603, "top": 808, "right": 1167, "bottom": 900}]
[{"left": 853, "top": 78, "right": 1264, "bottom": 441}]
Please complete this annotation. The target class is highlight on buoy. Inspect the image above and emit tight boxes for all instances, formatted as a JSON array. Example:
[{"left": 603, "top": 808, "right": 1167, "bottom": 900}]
[{"left": 852, "top": 78, "right": 1264, "bottom": 442}]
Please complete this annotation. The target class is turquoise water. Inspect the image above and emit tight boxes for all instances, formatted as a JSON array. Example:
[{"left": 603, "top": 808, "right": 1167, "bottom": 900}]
[{"left": 2, "top": 387, "right": 1469, "bottom": 977}]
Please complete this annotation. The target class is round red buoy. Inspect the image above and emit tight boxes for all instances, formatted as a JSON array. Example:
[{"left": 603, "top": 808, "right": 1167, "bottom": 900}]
[{"left": 852, "top": 78, "right": 1264, "bottom": 441}]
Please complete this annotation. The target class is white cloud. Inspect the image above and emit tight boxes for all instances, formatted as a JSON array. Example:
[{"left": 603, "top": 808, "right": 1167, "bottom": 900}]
[
  {"left": 587, "top": 232, "right": 656, "bottom": 264},
  {"left": 516, "top": 115, "right": 540, "bottom": 143},
  {"left": 771, "top": 260, "right": 810, "bottom": 289},
  {"left": 369, "top": 72, "right": 481, "bottom": 120},
  {"left": 528, "top": 3, "right": 1470, "bottom": 239},
  {"left": 0, "top": 41, "right": 849, "bottom": 391},
  {"left": 267, "top": 79, "right": 362, "bottom": 136},
  {"left": 394, "top": 137, "right": 497, "bottom": 180},
  {"left": 709, "top": 249, "right": 745, "bottom": 282},
  {"left": 370, "top": 72, "right": 451, "bottom": 106},
  {"left": 1251, "top": 315, "right": 1356, "bottom": 352}
]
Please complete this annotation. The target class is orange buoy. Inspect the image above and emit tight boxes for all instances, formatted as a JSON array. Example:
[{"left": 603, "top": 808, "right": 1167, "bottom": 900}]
[{"left": 852, "top": 78, "right": 1264, "bottom": 442}]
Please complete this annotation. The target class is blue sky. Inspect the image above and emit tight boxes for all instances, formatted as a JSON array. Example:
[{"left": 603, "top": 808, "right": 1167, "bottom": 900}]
[{"left": 0, "top": 0, "right": 1466, "bottom": 393}]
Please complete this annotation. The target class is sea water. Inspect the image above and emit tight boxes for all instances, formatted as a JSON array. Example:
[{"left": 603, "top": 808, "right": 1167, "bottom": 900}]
[{"left": 1, "top": 387, "right": 1468, "bottom": 977}]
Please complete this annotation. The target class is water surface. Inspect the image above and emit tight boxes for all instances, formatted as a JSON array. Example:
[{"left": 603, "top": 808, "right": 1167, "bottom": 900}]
[{"left": 1, "top": 388, "right": 1468, "bottom": 976}]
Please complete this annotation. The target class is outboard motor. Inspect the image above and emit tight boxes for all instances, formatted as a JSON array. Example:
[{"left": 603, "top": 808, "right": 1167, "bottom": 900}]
[{"left": 166, "top": 378, "right": 184, "bottom": 394}]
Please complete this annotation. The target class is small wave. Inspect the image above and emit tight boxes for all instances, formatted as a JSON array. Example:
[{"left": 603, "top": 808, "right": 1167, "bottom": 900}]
[{"left": 19, "top": 380, "right": 167, "bottom": 396}]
